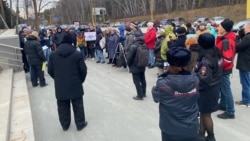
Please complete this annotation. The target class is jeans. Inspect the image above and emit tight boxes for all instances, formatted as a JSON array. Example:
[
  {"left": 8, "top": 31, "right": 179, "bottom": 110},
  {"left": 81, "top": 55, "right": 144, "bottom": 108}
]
[
  {"left": 239, "top": 70, "right": 250, "bottom": 104},
  {"left": 90, "top": 48, "right": 96, "bottom": 58},
  {"left": 43, "top": 47, "right": 50, "bottom": 62},
  {"left": 132, "top": 72, "right": 147, "bottom": 98},
  {"left": 219, "top": 74, "right": 235, "bottom": 115},
  {"left": 57, "top": 97, "right": 86, "bottom": 129},
  {"left": 96, "top": 49, "right": 105, "bottom": 62},
  {"left": 80, "top": 47, "right": 86, "bottom": 58},
  {"left": 148, "top": 49, "right": 155, "bottom": 67}
]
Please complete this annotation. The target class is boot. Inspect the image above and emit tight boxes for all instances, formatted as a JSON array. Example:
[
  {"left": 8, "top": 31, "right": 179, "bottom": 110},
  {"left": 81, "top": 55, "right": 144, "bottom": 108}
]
[{"left": 206, "top": 135, "right": 216, "bottom": 141}]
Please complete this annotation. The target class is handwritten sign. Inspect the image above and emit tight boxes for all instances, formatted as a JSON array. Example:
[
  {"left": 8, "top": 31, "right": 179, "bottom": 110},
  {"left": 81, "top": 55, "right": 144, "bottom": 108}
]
[{"left": 84, "top": 32, "right": 96, "bottom": 41}]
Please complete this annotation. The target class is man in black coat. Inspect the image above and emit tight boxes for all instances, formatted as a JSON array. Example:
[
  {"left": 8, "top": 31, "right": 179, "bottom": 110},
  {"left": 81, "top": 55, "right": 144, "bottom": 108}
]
[
  {"left": 48, "top": 33, "right": 88, "bottom": 131},
  {"left": 169, "top": 27, "right": 187, "bottom": 49},
  {"left": 53, "top": 27, "right": 64, "bottom": 48},
  {"left": 235, "top": 23, "right": 250, "bottom": 107},
  {"left": 24, "top": 31, "right": 47, "bottom": 87},
  {"left": 19, "top": 27, "right": 30, "bottom": 73},
  {"left": 127, "top": 32, "right": 146, "bottom": 100}
]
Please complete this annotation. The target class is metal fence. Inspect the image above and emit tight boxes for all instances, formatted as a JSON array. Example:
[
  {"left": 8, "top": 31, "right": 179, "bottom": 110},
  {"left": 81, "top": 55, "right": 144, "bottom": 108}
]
[{"left": 0, "top": 36, "right": 23, "bottom": 72}]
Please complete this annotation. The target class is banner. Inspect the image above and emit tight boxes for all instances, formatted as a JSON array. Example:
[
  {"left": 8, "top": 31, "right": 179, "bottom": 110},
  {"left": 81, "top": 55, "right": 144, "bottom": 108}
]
[{"left": 84, "top": 32, "right": 96, "bottom": 41}]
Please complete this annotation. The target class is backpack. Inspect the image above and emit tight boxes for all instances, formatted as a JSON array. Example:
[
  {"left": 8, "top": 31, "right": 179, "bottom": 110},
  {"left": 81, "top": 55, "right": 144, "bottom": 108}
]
[{"left": 135, "top": 44, "right": 149, "bottom": 67}]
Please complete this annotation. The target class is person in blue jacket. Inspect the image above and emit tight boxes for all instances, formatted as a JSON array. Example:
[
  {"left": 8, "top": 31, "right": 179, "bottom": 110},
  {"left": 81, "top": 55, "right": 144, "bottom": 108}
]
[
  {"left": 152, "top": 47, "right": 199, "bottom": 141},
  {"left": 118, "top": 24, "right": 125, "bottom": 47},
  {"left": 39, "top": 28, "right": 50, "bottom": 62},
  {"left": 206, "top": 23, "right": 217, "bottom": 38},
  {"left": 118, "top": 24, "right": 127, "bottom": 68}
]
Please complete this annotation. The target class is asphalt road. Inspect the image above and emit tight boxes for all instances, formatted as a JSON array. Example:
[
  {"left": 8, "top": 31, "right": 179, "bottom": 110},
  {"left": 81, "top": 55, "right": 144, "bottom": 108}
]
[{"left": 28, "top": 58, "right": 250, "bottom": 141}]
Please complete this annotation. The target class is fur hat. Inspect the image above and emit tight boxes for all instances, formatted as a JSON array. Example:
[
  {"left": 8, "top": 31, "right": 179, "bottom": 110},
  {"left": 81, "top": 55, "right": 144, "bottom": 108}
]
[
  {"left": 29, "top": 31, "right": 40, "bottom": 40},
  {"left": 61, "top": 33, "right": 72, "bottom": 44},
  {"left": 198, "top": 33, "right": 215, "bottom": 49},
  {"left": 220, "top": 19, "right": 234, "bottom": 32},
  {"left": 167, "top": 47, "right": 191, "bottom": 67}
]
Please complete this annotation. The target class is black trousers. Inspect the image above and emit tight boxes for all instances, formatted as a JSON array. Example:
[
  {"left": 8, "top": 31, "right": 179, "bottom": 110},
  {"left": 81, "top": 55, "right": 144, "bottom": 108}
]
[
  {"left": 21, "top": 50, "right": 29, "bottom": 72},
  {"left": 132, "top": 72, "right": 146, "bottom": 98},
  {"left": 161, "top": 132, "right": 197, "bottom": 141},
  {"left": 57, "top": 97, "right": 86, "bottom": 129},
  {"left": 30, "top": 64, "right": 45, "bottom": 86}
]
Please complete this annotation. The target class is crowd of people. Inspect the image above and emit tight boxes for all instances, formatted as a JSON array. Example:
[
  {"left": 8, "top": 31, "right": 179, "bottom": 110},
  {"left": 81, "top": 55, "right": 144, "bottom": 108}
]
[{"left": 18, "top": 18, "right": 250, "bottom": 141}]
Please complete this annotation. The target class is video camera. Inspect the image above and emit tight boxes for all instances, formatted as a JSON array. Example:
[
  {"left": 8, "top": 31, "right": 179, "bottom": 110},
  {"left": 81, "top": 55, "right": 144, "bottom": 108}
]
[{"left": 238, "top": 26, "right": 245, "bottom": 40}]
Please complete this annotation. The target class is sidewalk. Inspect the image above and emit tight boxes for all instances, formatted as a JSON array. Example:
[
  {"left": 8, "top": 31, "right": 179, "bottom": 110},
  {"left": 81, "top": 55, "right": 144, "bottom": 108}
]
[{"left": 27, "top": 59, "right": 250, "bottom": 141}]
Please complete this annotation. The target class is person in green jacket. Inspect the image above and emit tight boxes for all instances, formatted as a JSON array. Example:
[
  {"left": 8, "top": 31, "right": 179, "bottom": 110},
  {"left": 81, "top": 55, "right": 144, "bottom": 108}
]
[{"left": 160, "top": 25, "right": 177, "bottom": 61}]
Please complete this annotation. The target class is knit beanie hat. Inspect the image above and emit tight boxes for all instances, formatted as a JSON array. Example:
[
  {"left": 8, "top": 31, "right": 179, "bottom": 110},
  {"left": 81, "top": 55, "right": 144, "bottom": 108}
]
[
  {"left": 167, "top": 47, "right": 191, "bottom": 67},
  {"left": 198, "top": 33, "right": 215, "bottom": 49},
  {"left": 176, "top": 27, "right": 186, "bottom": 34},
  {"left": 220, "top": 19, "right": 234, "bottom": 32}
]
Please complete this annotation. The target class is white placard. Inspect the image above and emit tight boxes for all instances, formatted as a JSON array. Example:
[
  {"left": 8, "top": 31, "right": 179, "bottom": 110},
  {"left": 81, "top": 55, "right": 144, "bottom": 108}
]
[
  {"left": 74, "top": 21, "right": 80, "bottom": 29},
  {"left": 84, "top": 32, "right": 96, "bottom": 41}
]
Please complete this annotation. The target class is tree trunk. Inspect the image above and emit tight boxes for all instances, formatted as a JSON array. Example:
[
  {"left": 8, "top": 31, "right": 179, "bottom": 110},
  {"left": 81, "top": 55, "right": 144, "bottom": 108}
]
[
  {"left": 32, "top": 0, "right": 39, "bottom": 30},
  {"left": 0, "top": 0, "right": 6, "bottom": 21},
  {"left": 16, "top": 0, "right": 19, "bottom": 33},
  {"left": 10, "top": 0, "right": 13, "bottom": 27}
]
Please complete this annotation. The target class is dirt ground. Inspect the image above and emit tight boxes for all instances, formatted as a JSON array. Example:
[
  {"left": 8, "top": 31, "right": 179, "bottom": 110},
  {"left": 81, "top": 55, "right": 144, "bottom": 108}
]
[{"left": 116, "top": 4, "right": 246, "bottom": 23}]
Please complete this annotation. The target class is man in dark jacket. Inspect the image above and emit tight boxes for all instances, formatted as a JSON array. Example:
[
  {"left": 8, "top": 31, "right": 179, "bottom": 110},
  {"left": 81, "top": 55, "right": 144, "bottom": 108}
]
[
  {"left": 235, "top": 23, "right": 250, "bottom": 107},
  {"left": 86, "top": 25, "right": 96, "bottom": 59},
  {"left": 53, "top": 27, "right": 64, "bottom": 48},
  {"left": 48, "top": 33, "right": 88, "bottom": 131},
  {"left": 127, "top": 32, "right": 146, "bottom": 100},
  {"left": 24, "top": 31, "right": 47, "bottom": 87},
  {"left": 169, "top": 27, "right": 187, "bottom": 49},
  {"left": 19, "top": 27, "right": 31, "bottom": 73},
  {"left": 95, "top": 27, "right": 105, "bottom": 63},
  {"left": 152, "top": 47, "right": 199, "bottom": 141}
]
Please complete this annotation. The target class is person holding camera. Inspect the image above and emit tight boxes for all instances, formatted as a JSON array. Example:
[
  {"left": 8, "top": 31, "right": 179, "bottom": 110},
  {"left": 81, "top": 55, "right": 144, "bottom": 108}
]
[{"left": 235, "top": 23, "right": 250, "bottom": 107}]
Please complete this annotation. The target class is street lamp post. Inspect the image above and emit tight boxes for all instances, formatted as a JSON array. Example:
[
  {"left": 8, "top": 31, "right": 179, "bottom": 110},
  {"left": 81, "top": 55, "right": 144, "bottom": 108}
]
[
  {"left": 247, "top": 0, "right": 250, "bottom": 19},
  {"left": 90, "top": 0, "right": 95, "bottom": 25},
  {"left": 150, "top": 0, "right": 154, "bottom": 21}
]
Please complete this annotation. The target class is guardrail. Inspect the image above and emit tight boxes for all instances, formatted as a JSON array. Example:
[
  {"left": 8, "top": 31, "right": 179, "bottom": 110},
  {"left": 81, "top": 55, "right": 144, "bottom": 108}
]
[{"left": 0, "top": 43, "right": 23, "bottom": 72}]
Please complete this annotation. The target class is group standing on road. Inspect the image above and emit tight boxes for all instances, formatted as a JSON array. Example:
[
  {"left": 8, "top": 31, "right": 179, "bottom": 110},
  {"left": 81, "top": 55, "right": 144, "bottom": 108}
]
[{"left": 18, "top": 18, "right": 250, "bottom": 141}]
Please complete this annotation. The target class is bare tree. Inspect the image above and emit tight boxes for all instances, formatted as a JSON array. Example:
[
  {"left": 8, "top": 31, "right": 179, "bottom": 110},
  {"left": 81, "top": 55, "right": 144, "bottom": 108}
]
[
  {"left": 37, "top": 0, "right": 57, "bottom": 13},
  {"left": 16, "top": 0, "right": 19, "bottom": 33},
  {"left": 0, "top": 0, "right": 6, "bottom": 21},
  {"left": 49, "top": 0, "right": 246, "bottom": 24},
  {"left": 32, "top": 0, "right": 39, "bottom": 30},
  {"left": 9, "top": 0, "right": 13, "bottom": 27}
]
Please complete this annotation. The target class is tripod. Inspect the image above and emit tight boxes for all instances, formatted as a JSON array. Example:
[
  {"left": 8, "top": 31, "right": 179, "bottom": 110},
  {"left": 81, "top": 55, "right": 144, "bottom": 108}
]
[{"left": 111, "top": 43, "right": 128, "bottom": 70}]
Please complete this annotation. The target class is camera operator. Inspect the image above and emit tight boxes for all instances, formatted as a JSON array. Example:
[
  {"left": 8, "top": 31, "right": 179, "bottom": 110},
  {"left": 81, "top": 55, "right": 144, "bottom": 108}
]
[
  {"left": 237, "top": 26, "right": 246, "bottom": 40},
  {"left": 235, "top": 23, "right": 250, "bottom": 107}
]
